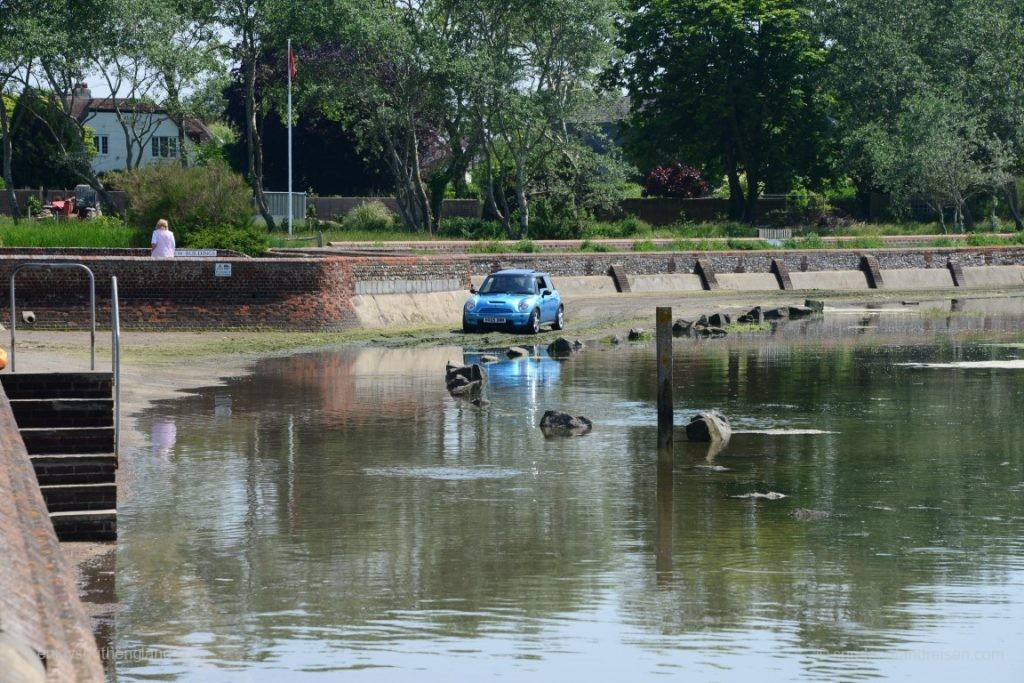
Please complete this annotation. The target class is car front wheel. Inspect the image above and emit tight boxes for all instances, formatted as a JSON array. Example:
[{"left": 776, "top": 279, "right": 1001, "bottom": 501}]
[
  {"left": 525, "top": 309, "right": 540, "bottom": 334},
  {"left": 552, "top": 305, "right": 564, "bottom": 330}
]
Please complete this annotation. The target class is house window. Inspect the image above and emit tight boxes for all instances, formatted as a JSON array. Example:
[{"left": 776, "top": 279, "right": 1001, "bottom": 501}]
[
  {"left": 151, "top": 136, "right": 178, "bottom": 159},
  {"left": 95, "top": 135, "right": 109, "bottom": 155}
]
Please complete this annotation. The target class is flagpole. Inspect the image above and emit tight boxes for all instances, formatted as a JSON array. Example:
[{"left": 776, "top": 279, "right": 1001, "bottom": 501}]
[{"left": 287, "top": 38, "right": 293, "bottom": 236}]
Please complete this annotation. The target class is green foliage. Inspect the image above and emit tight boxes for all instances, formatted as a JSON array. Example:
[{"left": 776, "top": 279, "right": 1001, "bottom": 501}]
[
  {"left": 26, "top": 196, "right": 43, "bottom": 215},
  {"left": 438, "top": 217, "right": 504, "bottom": 240},
  {"left": 967, "top": 232, "right": 1008, "bottom": 247},
  {"left": 0, "top": 215, "right": 146, "bottom": 247},
  {"left": 783, "top": 232, "right": 826, "bottom": 249},
  {"left": 610, "top": 0, "right": 832, "bottom": 221},
  {"left": 186, "top": 223, "right": 269, "bottom": 256},
  {"left": 192, "top": 123, "right": 238, "bottom": 167},
  {"left": 848, "top": 236, "right": 885, "bottom": 249},
  {"left": 579, "top": 239, "right": 613, "bottom": 252},
  {"left": 109, "top": 162, "right": 253, "bottom": 243},
  {"left": 632, "top": 239, "right": 657, "bottom": 252},
  {"left": 340, "top": 201, "right": 399, "bottom": 232},
  {"left": 467, "top": 239, "right": 538, "bottom": 254}
]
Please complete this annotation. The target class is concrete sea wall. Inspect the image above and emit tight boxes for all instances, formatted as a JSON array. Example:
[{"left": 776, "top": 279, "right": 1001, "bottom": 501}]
[{"left": 1, "top": 247, "right": 1023, "bottom": 330}]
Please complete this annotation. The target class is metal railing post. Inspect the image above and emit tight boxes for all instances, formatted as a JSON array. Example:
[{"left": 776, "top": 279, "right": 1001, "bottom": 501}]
[
  {"left": 9, "top": 263, "right": 97, "bottom": 372},
  {"left": 111, "top": 276, "right": 121, "bottom": 462}
]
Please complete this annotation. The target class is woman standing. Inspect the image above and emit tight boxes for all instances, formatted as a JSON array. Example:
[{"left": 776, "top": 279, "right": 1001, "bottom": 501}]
[{"left": 150, "top": 218, "right": 176, "bottom": 258}]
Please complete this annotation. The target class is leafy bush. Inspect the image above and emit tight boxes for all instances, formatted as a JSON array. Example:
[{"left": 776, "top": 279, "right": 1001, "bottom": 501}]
[
  {"left": 438, "top": 216, "right": 504, "bottom": 239},
  {"left": 109, "top": 162, "right": 253, "bottom": 244},
  {"left": 616, "top": 215, "right": 652, "bottom": 236},
  {"left": 643, "top": 163, "right": 709, "bottom": 198},
  {"left": 341, "top": 201, "right": 398, "bottom": 232},
  {"left": 26, "top": 196, "right": 43, "bottom": 215},
  {"left": 966, "top": 232, "right": 1005, "bottom": 247},
  {"left": 783, "top": 232, "right": 826, "bottom": 249},
  {"left": 467, "top": 239, "right": 537, "bottom": 254},
  {"left": 186, "top": 222, "right": 269, "bottom": 256},
  {"left": 579, "top": 239, "right": 613, "bottom": 252},
  {"left": 848, "top": 236, "right": 885, "bottom": 249},
  {"left": 633, "top": 239, "right": 657, "bottom": 251}
]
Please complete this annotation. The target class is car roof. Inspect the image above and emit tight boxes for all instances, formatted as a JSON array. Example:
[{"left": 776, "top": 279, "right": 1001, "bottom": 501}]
[{"left": 488, "top": 269, "right": 549, "bottom": 277}]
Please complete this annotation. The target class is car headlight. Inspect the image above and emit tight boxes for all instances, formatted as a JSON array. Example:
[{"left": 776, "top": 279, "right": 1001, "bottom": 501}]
[
  {"left": 518, "top": 298, "right": 532, "bottom": 312},
  {"left": 465, "top": 298, "right": 477, "bottom": 311}
]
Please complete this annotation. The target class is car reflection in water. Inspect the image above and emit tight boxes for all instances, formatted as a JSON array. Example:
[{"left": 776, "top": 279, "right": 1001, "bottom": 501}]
[{"left": 461, "top": 347, "right": 563, "bottom": 408}]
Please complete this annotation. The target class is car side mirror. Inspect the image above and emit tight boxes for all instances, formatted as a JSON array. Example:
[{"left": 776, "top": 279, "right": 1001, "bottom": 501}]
[
  {"left": 542, "top": 289, "right": 552, "bottom": 297},
  {"left": 469, "top": 286, "right": 477, "bottom": 294}
]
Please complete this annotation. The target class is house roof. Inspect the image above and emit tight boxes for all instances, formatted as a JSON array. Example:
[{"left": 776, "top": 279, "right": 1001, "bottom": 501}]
[
  {"left": 69, "top": 96, "right": 162, "bottom": 120},
  {"left": 68, "top": 96, "right": 214, "bottom": 143}
]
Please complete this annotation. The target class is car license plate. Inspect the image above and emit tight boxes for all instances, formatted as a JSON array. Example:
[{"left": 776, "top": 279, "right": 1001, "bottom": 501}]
[{"left": 483, "top": 317, "right": 506, "bottom": 323}]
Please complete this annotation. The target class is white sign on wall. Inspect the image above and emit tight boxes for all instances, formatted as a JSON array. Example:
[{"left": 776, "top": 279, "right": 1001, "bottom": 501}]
[{"left": 215, "top": 263, "right": 232, "bottom": 277}]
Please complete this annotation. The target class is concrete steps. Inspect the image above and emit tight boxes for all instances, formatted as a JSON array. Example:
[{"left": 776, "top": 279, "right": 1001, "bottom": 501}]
[{"left": 0, "top": 373, "right": 117, "bottom": 542}]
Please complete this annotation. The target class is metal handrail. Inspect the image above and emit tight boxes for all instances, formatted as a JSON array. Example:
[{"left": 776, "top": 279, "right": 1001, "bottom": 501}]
[
  {"left": 111, "top": 276, "right": 121, "bottom": 463},
  {"left": 9, "top": 263, "right": 96, "bottom": 371}
]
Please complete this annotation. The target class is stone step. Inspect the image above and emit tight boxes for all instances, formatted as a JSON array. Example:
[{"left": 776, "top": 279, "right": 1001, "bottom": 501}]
[
  {"left": 19, "top": 426, "right": 114, "bottom": 455},
  {"left": 7, "top": 398, "right": 113, "bottom": 428},
  {"left": 48, "top": 510, "right": 117, "bottom": 542},
  {"left": 39, "top": 483, "right": 117, "bottom": 513},
  {"left": 0, "top": 372, "right": 113, "bottom": 400},
  {"left": 30, "top": 454, "right": 118, "bottom": 485}
]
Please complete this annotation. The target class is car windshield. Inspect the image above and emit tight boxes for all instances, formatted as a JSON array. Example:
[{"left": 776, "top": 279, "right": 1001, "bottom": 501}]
[{"left": 479, "top": 274, "right": 536, "bottom": 295}]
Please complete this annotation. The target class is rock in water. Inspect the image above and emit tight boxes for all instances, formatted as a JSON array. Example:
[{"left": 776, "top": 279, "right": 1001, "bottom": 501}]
[
  {"left": 685, "top": 410, "right": 732, "bottom": 442},
  {"left": 788, "top": 305, "right": 814, "bottom": 318},
  {"left": 627, "top": 328, "right": 646, "bottom": 341},
  {"left": 445, "top": 363, "right": 486, "bottom": 394},
  {"left": 506, "top": 346, "right": 530, "bottom": 359},
  {"left": 672, "top": 319, "right": 693, "bottom": 337},
  {"left": 804, "top": 299, "right": 825, "bottom": 313},
  {"left": 737, "top": 306, "right": 763, "bottom": 324},
  {"left": 708, "top": 313, "right": 731, "bottom": 327},
  {"left": 547, "top": 337, "right": 575, "bottom": 357},
  {"left": 539, "top": 410, "right": 593, "bottom": 437},
  {"left": 479, "top": 354, "right": 500, "bottom": 363}
]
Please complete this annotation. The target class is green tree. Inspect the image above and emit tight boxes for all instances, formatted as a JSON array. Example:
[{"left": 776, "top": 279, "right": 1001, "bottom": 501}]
[
  {"left": 862, "top": 96, "right": 1011, "bottom": 233},
  {"left": 214, "top": 0, "right": 289, "bottom": 230},
  {"left": 823, "top": 0, "right": 1024, "bottom": 228},
  {"left": 609, "top": 0, "right": 831, "bottom": 222}
]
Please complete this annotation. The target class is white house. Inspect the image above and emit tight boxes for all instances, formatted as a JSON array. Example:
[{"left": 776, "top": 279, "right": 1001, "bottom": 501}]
[{"left": 68, "top": 83, "right": 213, "bottom": 175}]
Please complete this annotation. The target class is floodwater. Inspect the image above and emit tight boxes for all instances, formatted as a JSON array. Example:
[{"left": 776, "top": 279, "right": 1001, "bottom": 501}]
[{"left": 112, "top": 298, "right": 1024, "bottom": 681}]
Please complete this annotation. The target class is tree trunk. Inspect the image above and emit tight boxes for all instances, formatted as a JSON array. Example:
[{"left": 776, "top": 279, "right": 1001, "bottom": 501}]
[
  {"left": 743, "top": 172, "right": 759, "bottom": 224},
  {"left": 723, "top": 146, "right": 745, "bottom": 221},
  {"left": 514, "top": 154, "right": 529, "bottom": 239},
  {"left": 408, "top": 128, "right": 433, "bottom": 233},
  {"left": 0, "top": 97, "right": 20, "bottom": 221},
  {"left": 1003, "top": 179, "right": 1022, "bottom": 231},
  {"left": 245, "top": 56, "right": 275, "bottom": 230},
  {"left": 962, "top": 201, "right": 974, "bottom": 232}
]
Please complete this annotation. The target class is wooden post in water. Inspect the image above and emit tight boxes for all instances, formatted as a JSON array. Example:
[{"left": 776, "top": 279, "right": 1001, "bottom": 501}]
[{"left": 656, "top": 307, "right": 673, "bottom": 454}]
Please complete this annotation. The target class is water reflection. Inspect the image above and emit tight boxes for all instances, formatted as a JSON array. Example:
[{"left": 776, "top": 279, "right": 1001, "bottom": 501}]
[{"left": 115, "top": 304, "right": 1024, "bottom": 681}]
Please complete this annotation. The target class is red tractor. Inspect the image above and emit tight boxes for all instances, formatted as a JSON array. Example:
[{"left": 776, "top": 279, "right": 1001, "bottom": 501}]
[{"left": 39, "top": 184, "right": 102, "bottom": 220}]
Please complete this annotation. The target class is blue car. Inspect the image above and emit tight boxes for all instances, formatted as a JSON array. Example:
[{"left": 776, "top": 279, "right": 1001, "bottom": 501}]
[{"left": 463, "top": 269, "right": 564, "bottom": 334}]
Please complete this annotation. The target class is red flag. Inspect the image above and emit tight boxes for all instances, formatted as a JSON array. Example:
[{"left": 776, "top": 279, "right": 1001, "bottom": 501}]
[{"left": 288, "top": 46, "right": 297, "bottom": 80}]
